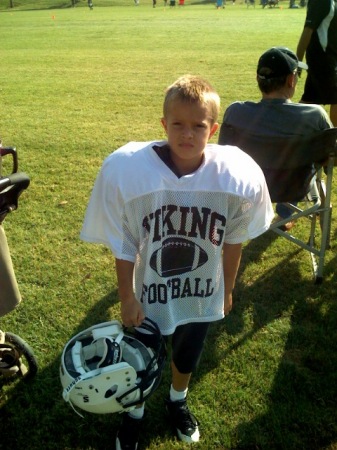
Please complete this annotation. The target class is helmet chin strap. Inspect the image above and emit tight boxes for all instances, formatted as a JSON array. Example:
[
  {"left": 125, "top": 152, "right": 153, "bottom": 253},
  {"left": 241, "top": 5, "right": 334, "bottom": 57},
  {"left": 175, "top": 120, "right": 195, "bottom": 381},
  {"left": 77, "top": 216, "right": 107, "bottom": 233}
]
[{"left": 62, "top": 369, "right": 101, "bottom": 418}]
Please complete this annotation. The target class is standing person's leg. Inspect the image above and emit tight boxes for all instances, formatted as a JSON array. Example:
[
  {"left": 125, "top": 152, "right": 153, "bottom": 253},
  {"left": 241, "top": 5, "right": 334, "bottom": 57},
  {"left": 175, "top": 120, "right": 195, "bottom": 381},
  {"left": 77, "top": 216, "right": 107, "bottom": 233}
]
[
  {"left": 116, "top": 403, "right": 144, "bottom": 450},
  {"left": 171, "top": 360, "right": 191, "bottom": 391},
  {"left": 166, "top": 322, "right": 210, "bottom": 443},
  {"left": 116, "top": 318, "right": 167, "bottom": 450}
]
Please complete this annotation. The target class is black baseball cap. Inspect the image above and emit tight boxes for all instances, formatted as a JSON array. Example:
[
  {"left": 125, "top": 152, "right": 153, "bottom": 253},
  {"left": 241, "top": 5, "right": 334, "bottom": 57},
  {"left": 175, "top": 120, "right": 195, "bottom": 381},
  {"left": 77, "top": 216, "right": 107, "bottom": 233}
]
[{"left": 257, "top": 47, "right": 308, "bottom": 79}]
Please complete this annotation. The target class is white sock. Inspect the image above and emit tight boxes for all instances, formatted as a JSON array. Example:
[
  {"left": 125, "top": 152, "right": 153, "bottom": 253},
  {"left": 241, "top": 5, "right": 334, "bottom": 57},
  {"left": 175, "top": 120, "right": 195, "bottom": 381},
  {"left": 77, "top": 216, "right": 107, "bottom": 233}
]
[
  {"left": 128, "top": 404, "right": 145, "bottom": 419},
  {"left": 169, "top": 384, "right": 188, "bottom": 402}
]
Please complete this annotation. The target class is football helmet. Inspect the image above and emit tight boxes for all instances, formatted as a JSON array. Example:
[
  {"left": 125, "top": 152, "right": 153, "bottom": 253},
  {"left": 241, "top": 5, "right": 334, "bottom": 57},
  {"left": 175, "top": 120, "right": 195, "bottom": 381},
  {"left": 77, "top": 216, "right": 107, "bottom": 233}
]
[{"left": 60, "top": 317, "right": 166, "bottom": 415}]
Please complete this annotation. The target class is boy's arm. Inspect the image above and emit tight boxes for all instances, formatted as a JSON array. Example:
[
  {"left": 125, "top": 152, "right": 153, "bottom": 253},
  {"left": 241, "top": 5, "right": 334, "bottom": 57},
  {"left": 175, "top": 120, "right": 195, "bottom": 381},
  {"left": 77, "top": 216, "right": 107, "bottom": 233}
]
[
  {"left": 115, "top": 258, "right": 145, "bottom": 327},
  {"left": 222, "top": 243, "right": 242, "bottom": 315}
]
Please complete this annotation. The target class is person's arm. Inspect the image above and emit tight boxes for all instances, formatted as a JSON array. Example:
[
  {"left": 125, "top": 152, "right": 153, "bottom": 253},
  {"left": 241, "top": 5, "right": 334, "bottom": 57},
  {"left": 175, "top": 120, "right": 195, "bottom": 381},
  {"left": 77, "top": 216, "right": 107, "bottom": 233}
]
[
  {"left": 222, "top": 243, "right": 242, "bottom": 315},
  {"left": 115, "top": 258, "right": 145, "bottom": 327},
  {"left": 296, "top": 27, "right": 313, "bottom": 62}
]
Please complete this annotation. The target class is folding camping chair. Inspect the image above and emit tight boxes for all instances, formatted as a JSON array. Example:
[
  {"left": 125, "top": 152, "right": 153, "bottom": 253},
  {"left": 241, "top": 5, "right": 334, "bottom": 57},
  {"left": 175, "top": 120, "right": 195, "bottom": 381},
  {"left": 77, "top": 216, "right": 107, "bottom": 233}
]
[{"left": 218, "top": 125, "right": 337, "bottom": 284}]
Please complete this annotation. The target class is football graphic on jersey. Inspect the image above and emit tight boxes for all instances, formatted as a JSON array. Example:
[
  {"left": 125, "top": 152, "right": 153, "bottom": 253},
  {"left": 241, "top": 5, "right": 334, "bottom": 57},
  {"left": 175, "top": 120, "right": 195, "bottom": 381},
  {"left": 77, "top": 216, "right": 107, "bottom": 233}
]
[{"left": 150, "top": 237, "right": 208, "bottom": 277}]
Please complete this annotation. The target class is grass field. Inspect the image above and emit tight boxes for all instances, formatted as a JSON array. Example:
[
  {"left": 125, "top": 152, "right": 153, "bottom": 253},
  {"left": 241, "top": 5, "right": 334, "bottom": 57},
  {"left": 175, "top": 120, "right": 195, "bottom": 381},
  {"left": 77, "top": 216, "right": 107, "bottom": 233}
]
[{"left": 1, "top": 2, "right": 337, "bottom": 449}]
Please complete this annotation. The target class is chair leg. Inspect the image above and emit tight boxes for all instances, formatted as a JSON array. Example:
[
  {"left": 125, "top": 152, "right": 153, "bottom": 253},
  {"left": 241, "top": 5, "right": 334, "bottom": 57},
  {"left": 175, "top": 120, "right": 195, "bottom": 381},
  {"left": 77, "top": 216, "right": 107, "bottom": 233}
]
[
  {"left": 318, "top": 179, "right": 332, "bottom": 249},
  {"left": 314, "top": 165, "right": 334, "bottom": 283}
]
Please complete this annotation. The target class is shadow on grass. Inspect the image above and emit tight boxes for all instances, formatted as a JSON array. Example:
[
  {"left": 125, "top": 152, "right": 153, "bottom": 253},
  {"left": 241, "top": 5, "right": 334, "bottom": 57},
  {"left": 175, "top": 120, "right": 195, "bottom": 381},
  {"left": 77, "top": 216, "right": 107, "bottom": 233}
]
[
  {"left": 198, "top": 229, "right": 337, "bottom": 450},
  {"left": 1, "top": 229, "right": 336, "bottom": 449},
  {"left": 0, "top": 284, "right": 175, "bottom": 450},
  {"left": 233, "top": 290, "right": 337, "bottom": 450},
  {"left": 0, "top": 290, "right": 124, "bottom": 450}
]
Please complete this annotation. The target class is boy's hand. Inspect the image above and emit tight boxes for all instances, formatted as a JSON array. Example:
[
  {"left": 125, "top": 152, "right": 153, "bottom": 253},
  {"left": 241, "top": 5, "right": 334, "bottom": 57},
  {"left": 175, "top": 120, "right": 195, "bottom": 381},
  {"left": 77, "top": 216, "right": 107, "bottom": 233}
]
[
  {"left": 121, "top": 296, "right": 145, "bottom": 328},
  {"left": 115, "top": 259, "right": 145, "bottom": 327},
  {"left": 224, "top": 292, "right": 233, "bottom": 315}
]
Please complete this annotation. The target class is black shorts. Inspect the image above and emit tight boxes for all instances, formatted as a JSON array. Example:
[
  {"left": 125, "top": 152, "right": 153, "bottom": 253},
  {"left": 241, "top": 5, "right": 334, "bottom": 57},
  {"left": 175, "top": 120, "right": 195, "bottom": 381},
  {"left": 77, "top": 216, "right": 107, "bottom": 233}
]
[
  {"left": 302, "top": 49, "right": 337, "bottom": 104},
  {"left": 170, "top": 322, "right": 210, "bottom": 374}
]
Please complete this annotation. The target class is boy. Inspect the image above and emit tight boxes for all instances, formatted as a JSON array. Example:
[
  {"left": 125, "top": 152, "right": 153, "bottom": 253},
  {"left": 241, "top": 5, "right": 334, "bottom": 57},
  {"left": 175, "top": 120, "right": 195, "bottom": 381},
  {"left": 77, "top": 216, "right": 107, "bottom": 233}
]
[{"left": 80, "top": 75, "right": 273, "bottom": 449}]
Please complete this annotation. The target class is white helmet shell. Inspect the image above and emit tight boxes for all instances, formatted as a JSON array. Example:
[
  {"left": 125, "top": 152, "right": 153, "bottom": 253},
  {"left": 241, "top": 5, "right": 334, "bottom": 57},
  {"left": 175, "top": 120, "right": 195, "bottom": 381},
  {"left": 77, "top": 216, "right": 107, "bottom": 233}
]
[{"left": 60, "top": 318, "right": 166, "bottom": 415}]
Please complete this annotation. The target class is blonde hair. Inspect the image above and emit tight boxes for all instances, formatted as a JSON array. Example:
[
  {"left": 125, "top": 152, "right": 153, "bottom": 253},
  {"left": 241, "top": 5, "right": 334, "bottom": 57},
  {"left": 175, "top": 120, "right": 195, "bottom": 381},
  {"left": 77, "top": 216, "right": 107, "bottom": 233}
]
[{"left": 163, "top": 75, "right": 220, "bottom": 124}]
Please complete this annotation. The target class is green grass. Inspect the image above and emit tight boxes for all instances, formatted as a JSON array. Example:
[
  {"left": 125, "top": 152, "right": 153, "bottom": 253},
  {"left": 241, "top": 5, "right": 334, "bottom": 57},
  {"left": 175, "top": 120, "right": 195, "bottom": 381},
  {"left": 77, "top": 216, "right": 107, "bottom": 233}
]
[{"left": 1, "top": 2, "right": 337, "bottom": 449}]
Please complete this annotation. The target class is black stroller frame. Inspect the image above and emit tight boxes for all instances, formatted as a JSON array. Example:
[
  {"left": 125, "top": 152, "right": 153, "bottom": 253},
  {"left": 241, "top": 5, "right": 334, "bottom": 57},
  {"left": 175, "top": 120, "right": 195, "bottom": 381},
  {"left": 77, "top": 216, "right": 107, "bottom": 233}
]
[{"left": 0, "top": 144, "right": 37, "bottom": 380}]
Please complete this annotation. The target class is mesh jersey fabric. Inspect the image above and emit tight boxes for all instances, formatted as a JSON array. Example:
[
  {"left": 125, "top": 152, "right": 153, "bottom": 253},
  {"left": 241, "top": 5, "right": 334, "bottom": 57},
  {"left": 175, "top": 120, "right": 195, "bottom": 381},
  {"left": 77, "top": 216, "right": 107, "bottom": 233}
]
[{"left": 81, "top": 141, "right": 273, "bottom": 335}]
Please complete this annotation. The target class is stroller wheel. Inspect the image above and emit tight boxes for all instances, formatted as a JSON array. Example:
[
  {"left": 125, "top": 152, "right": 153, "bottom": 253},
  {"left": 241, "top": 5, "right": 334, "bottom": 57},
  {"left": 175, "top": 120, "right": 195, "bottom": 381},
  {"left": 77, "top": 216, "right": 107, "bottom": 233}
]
[{"left": 0, "top": 332, "right": 38, "bottom": 380}]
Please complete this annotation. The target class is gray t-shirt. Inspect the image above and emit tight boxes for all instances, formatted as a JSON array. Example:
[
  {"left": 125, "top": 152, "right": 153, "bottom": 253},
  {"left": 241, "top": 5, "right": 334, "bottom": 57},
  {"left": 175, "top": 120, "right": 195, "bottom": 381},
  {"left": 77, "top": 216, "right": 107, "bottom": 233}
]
[{"left": 221, "top": 98, "right": 332, "bottom": 136}]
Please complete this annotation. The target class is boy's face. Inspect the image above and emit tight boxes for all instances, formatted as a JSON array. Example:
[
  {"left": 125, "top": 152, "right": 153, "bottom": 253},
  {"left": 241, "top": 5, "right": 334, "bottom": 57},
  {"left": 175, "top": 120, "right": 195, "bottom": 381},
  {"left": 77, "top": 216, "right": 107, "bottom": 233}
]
[{"left": 161, "top": 100, "right": 219, "bottom": 175}]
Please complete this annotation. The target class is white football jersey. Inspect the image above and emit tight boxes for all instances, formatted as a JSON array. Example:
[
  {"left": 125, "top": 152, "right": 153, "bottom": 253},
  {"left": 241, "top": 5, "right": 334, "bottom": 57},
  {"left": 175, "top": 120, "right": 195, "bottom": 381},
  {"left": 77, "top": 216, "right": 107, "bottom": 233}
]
[{"left": 81, "top": 141, "right": 273, "bottom": 335}]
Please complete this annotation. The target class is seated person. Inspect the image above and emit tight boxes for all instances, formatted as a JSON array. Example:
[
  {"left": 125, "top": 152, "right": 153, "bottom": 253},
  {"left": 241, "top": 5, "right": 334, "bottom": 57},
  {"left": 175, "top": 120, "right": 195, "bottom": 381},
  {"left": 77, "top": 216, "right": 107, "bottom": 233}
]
[{"left": 219, "top": 46, "right": 333, "bottom": 231}]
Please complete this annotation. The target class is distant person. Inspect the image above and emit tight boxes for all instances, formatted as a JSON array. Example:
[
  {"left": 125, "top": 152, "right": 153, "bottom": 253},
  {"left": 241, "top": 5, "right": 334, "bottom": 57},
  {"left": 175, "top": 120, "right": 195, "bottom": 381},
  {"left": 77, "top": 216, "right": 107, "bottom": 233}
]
[
  {"left": 81, "top": 74, "right": 273, "bottom": 450},
  {"left": 88, "top": 0, "right": 93, "bottom": 9},
  {"left": 296, "top": 0, "right": 337, "bottom": 126},
  {"left": 219, "top": 47, "right": 332, "bottom": 230}
]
